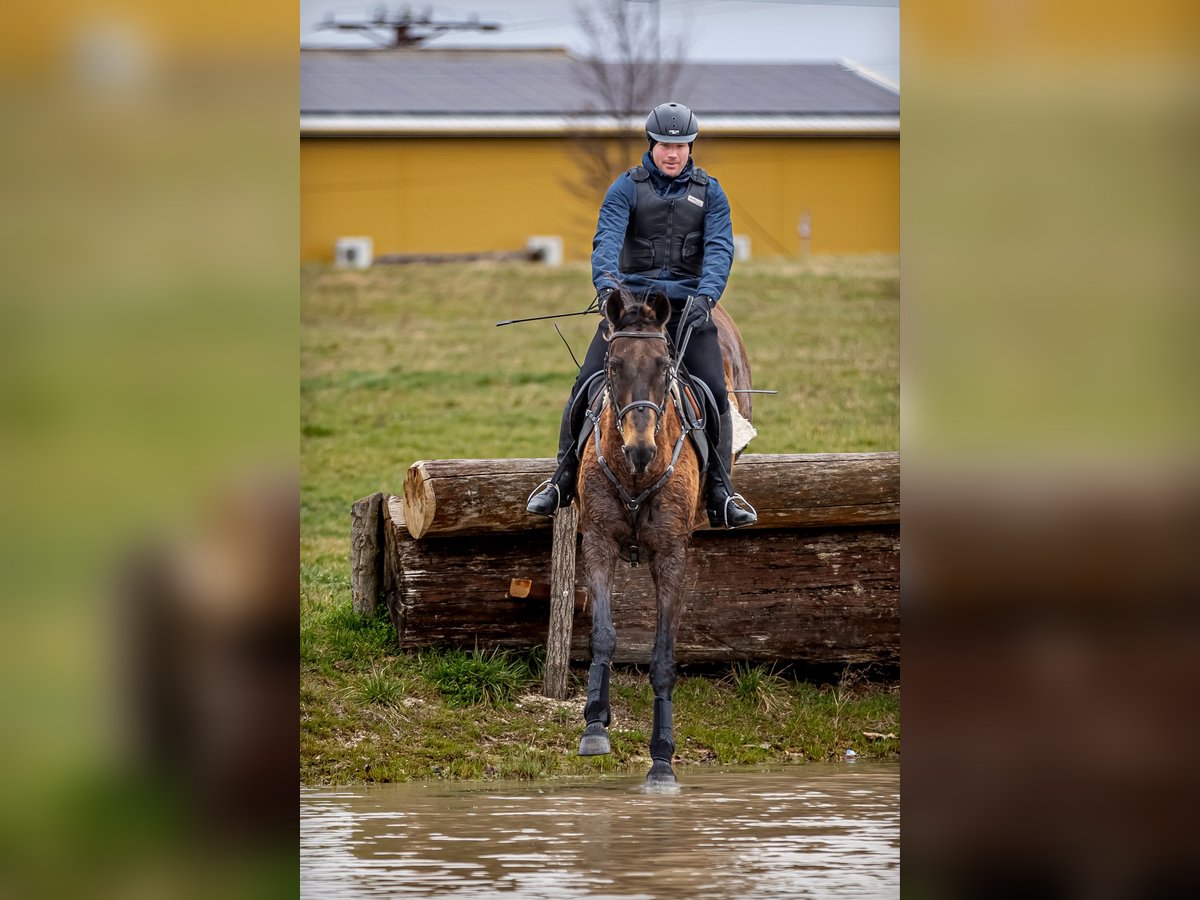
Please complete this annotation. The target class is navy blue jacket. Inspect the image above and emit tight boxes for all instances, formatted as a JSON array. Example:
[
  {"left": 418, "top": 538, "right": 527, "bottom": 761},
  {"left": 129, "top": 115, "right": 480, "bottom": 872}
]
[{"left": 591, "top": 151, "right": 734, "bottom": 305}]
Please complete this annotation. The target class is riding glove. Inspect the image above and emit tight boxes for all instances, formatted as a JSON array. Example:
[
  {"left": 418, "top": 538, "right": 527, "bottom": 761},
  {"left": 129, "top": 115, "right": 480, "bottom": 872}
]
[
  {"left": 593, "top": 286, "right": 618, "bottom": 313},
  {"left": 682, "top": 295, "right": 714, "bottom": 331}
]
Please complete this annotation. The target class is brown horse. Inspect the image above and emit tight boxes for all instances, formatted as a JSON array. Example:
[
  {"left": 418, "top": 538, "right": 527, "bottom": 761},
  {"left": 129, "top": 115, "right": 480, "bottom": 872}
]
[{"left": 575, "top": 288, "right": 753, "bottom": 783}]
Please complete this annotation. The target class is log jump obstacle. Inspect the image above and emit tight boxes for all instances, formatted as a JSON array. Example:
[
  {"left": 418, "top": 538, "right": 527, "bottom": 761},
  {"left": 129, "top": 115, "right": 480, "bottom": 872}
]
[{"left": 351, "top": 452, "right": 899, "bottom": 697}]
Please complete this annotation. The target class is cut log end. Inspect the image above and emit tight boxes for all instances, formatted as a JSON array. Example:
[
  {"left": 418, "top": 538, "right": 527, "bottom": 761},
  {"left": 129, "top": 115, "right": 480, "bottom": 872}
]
[
  {"left": 507, "top": 578, "right": 533, "bottom": 599},
  {"left": 403, "top": 461, "right": 437, "bottom": 540}
]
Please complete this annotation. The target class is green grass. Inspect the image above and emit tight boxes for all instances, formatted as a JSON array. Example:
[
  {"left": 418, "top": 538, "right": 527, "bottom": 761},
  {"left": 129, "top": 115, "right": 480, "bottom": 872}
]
[
  {"left": 350, "top": 667, "right": 406, "bottom": 708},
  {"left": 727, "top": 662, "right": 792, "bottom": 714},
  {"left": 300, "top": 257, "right": 899, "bottom": 785},
  {"left": 426, "top": 647, "right": 538, "bottom": 707}
]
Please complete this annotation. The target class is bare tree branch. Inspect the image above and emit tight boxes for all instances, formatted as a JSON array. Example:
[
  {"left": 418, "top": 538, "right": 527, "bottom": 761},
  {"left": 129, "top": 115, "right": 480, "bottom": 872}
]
[{"left": 566, "top": 0, "right": 691, "bottom": 203}]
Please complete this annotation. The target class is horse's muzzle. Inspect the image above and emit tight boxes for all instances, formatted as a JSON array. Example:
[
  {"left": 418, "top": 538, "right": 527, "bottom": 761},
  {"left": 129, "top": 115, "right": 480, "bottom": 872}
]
[{"left": 622, "top": 441, "right": 657, "bottom": 476}]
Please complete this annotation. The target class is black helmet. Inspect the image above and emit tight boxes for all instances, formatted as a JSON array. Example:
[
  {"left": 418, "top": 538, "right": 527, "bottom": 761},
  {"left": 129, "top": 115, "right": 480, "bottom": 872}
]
[{"left": 645, "top": 102, "right": 698, "bottom": 144}]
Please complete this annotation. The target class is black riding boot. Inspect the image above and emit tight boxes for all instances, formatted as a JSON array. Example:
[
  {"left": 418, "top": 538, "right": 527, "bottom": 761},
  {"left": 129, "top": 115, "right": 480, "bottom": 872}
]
[
  {"left": 706, "top": 410, "right": 758, "bottom": 528},
  {"left": 526, "top": 396, "right": 581, "bottom": 517}
]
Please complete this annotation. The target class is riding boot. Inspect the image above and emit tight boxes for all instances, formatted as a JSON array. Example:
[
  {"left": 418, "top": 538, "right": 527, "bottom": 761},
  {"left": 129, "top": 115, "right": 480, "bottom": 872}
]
[
  {"left": 526, "top": 395, "right": 582, "bottom": 517},
  {"left": 706, "top": 410, "right": 758, "bottom": 528}
]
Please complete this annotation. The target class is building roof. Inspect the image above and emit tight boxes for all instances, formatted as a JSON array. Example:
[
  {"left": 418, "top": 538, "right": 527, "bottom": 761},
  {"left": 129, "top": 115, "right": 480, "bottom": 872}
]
[{"left": 300, "top": 49, "right": 898, "bottom": 136}]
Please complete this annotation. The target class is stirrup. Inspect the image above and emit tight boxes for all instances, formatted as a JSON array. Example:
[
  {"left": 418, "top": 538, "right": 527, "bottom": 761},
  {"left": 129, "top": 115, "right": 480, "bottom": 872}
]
[
  {"left": 718, "top": 493, "right": 757, "bottom": 528},
  {"left": 526, "top": 479, "right": 562, "bottom": 517}
]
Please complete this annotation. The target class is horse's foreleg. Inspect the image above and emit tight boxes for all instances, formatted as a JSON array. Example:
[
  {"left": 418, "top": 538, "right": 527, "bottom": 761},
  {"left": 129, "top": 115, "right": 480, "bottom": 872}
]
[
  {"left": 578, "top": 531, "right": 618, "bottom": 757},
  {"left": 646, "top": 545, "right": 687, "bottom": 782}
]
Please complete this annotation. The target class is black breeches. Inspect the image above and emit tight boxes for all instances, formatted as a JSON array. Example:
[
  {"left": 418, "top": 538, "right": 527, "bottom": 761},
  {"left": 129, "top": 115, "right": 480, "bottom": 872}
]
[{"left": 569, "top": 316, "right": 729, "bottom": 416}]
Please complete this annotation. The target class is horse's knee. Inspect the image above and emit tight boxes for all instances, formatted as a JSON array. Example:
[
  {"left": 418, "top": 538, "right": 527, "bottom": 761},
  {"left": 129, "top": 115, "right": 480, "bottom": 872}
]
[
  {"left": 591, "top": 624, "right": 616, "bottom": 661},
  {"left": 649, "top": 658, "right": 675, "bottom": 699}
]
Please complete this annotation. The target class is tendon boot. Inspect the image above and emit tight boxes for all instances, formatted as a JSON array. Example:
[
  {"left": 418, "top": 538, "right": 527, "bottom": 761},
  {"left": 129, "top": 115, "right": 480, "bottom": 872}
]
[
  {"left": 527, "top": 396, "right": 582, "bottom": 517},
  {"left": 578, "top": 663, "right": 612, "bottom": 756},
  {"left": 647, "top": 697, "right": 676, "bottom": 782},
  {"left": 706, "top": 410, "right": 758, "bottom": 528}
]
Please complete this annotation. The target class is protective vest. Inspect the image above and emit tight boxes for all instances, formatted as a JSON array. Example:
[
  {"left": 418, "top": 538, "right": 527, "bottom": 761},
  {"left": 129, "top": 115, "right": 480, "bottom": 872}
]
[{"left": 619, "top": 166, "right": 709, "bottom": 278}]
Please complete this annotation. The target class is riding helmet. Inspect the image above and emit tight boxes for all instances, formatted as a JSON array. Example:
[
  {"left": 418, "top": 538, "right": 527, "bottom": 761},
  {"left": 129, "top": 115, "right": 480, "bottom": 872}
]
[{"left": 645, "top": 102, "right": 699, "bottom": 145}]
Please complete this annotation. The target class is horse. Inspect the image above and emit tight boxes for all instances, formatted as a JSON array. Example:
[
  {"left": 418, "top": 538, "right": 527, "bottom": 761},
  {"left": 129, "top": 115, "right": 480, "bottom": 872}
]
[{"left": 574, "top": 287, "right": 753, "bottom": 783}]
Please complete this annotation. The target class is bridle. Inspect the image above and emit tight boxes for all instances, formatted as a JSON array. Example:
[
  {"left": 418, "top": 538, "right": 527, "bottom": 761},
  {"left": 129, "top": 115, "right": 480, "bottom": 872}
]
[
  {"left": 606, "top": 330, "right": 671, "bottom": 440},
  {"left": 587, "top": 328, "right": 697, "bottom": 513}
]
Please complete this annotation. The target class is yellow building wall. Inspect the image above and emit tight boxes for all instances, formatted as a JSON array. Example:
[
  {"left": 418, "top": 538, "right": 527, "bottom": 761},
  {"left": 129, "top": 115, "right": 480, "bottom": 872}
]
[{"left": 300, "top": 136, "right": 898, "bottom": 263}]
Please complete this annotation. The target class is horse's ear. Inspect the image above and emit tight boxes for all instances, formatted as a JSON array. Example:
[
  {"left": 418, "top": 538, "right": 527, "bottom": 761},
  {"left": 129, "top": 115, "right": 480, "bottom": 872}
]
[
  {"left": 652, "top": 293, "right": 672, "bottom": 328},
  {"left": 604, "top": 289, "right": 625, "bottom": 331}
]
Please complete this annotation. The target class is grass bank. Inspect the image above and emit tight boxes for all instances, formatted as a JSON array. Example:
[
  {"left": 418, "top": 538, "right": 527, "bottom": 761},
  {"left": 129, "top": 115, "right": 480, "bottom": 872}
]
[{"left": 301, "top": 257, "right": 899, "bottom": 785}]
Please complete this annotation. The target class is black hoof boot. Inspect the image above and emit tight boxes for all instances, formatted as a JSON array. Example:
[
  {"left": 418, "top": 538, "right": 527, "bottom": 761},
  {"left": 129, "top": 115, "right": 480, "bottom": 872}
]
[
  {"left": 647, "top": 758, "right": 677, "bottom": 783},
  {"left": 578, "top": 721, "right": 611, "bottom": 756}
]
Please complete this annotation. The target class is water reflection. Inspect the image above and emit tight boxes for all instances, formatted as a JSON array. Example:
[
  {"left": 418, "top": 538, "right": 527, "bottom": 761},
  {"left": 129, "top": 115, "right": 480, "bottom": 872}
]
[{"left": 301, "top": 765, "right": 898, "bottom": 898}]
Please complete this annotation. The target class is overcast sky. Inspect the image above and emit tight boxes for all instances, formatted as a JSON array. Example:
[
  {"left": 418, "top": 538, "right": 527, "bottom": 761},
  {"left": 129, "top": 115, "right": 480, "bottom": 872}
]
[{"left": 299, "top": 1, "right": 899, "bottom": 83}]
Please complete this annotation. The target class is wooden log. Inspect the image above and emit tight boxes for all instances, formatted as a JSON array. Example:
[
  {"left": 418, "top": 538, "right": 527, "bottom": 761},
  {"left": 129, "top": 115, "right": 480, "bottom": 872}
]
[
  {"left": 701, "top": 452, "right": 900, "bottom": 532},
  {"left": 543, "top": 503, "right": 579, "bottom": 698},
  {"left": 403, "top": 458, "right": 555, "bottom": 539},
  {"left": 350, "top": 492, "right": 383, "bottom": 616},
  {"left": 402, "top": 453, "right": 899, "bottom": 539},
  {"left": 384, "top": 523, "right": 898, "bottom": 665}
]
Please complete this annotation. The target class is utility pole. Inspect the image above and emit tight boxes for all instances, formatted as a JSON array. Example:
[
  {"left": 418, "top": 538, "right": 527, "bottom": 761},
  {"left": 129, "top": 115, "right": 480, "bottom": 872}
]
[{"left": 317, "top": 7, "right": 501, "bottom": 49}]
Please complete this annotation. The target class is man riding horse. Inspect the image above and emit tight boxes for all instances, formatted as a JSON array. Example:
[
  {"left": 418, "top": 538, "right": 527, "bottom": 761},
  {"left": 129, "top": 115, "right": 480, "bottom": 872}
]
[{"left": 527, "top": 101, "right": 757, "bottom": 529}]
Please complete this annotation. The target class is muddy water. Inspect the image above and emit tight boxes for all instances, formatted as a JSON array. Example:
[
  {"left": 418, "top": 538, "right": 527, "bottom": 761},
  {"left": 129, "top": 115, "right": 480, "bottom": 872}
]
[{"left": 301, "top": 764, "right": 898, "bottom": 898}]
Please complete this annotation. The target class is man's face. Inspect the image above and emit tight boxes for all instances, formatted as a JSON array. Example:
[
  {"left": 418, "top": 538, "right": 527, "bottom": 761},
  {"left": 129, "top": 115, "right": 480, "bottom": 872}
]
[{"left": 651, "top": 141, "right": 690, "bottom": 177}]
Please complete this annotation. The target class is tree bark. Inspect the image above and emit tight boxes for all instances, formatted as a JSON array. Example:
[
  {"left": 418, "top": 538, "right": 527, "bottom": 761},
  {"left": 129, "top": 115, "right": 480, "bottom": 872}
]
[
  {"left": 350, "top": 492, "right": 383, "bottom": 616},
  {"left": 543, "top": 503, "right": 579, "bottom": 698},
  {"left": 402, "top": 453, "right": 899, "bottom": 539}
]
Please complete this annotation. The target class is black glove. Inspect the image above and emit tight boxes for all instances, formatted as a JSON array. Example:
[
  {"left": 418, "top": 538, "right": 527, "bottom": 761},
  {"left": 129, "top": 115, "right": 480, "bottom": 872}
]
[
  {"left": 592, "top": 286, "right": 617, "bottom": 314},
  {"left": 682, "top": 295, "right": 714, "bottom": 330}
]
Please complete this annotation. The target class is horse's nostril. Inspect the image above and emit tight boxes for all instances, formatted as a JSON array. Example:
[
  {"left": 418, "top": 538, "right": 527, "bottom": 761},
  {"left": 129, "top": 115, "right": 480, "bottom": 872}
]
[{"left": 624, "top": 444, "right": 656, "bottom": 474}]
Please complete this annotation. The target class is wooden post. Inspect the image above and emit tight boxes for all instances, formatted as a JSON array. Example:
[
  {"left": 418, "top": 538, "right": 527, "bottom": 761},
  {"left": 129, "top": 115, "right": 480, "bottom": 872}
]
[
  {"left": 543, "top": 502, "right": 579, "bottom": 699},
  {"left": 350, "top": 492, "right": 383, "bottom": 616}
]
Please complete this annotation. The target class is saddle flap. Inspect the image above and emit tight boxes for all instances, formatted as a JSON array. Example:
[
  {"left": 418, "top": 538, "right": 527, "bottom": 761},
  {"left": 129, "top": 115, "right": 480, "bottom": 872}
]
[
  {"left": 676, "top": 374, "right": 712, "bottom": 472},
  {"left": 574, "top": 371, "right": 608, "bottom": 458}
]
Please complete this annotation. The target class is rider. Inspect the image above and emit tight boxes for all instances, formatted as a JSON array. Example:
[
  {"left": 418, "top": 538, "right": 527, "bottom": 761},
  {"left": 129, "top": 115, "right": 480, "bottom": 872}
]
[{"left": 526, "top": 101, "right": 757, "bottom": 528}]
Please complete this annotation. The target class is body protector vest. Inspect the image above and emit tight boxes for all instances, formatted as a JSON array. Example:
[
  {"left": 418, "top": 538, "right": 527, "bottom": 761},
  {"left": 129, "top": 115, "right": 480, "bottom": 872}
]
[{"left": 619, "top": 166, "right": 709, "bottom": 278}]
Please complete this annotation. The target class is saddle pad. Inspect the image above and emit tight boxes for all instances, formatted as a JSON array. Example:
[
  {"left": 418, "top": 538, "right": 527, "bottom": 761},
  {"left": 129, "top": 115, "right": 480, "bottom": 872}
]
[{"left": 731, "top": 404, "right": 758, "bottom": 455}]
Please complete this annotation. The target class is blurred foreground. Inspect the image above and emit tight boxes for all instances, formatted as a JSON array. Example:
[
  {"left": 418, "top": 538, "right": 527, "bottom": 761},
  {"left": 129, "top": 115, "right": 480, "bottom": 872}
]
[
  {"left": 0, "top": 2, "right": 297, "bottom": 897},
  {"left": 902, "top": 1, "right": 1200, "bottom": 896},
  {"left": 1, "top": 1, "right": 1199, "bottom": 897}
]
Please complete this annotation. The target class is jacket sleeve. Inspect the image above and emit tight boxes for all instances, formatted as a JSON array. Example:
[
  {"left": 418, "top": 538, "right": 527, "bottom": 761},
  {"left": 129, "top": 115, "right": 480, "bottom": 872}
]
[
  {"left": 591, "top": 176, "right": 636, "bottom": 292},
  {"left": 697, "top": 178, "right": 735, "bottom": 303}
]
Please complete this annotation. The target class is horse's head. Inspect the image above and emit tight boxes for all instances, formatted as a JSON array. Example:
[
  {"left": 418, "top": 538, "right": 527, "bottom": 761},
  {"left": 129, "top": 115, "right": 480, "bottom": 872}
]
[{"left": 603, "top": 290, "right": 674, "bottom": 476}]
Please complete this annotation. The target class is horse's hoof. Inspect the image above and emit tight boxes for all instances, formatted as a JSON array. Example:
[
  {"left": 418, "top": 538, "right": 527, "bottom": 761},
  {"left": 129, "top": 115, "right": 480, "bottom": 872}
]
[
  {"left": 578, "top": 722, "right": 611, "bottom": 756},
  {"left": 646, "top": 758, "right": 676, "bottom": 783}
]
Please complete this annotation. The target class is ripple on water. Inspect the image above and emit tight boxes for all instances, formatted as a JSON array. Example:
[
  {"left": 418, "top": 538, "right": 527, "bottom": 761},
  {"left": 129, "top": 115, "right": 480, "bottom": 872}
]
[{"left": 301, "top": 765, "right": 898, "bottom": 899}]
